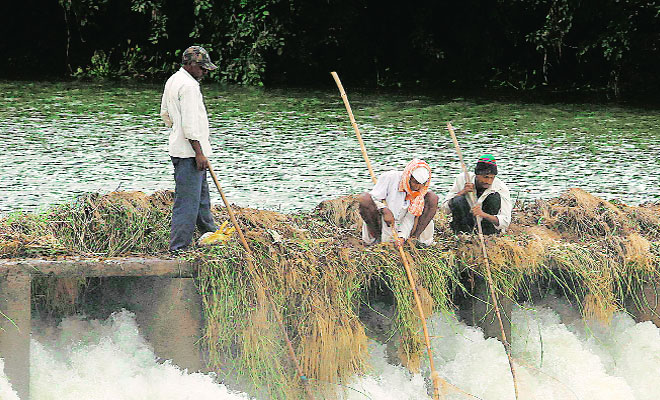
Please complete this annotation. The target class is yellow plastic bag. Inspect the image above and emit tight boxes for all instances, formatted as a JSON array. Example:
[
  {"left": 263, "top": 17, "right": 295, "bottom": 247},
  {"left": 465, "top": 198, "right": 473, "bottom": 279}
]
[{"left": 198, "top": 221, "right": 236, "bottom": 246}]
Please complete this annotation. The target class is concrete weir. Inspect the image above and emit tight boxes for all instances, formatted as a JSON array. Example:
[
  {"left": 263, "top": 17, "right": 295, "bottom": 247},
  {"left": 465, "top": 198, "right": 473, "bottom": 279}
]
[{"left": 0, "top": 257, "right": 198, "bottom": 400}]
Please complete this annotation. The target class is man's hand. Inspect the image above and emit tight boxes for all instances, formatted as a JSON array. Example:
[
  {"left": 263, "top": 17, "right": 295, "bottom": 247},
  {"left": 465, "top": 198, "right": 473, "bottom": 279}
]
[
  {"left": 471, "top": 204, "right": 500, "bottom": 226},
  {"left": 189, "top": 139, "right": 208, "bottom": 170},
  {"left": 459, "top": 182, "right": 475, "bottom": 196},
  {"left": 381, "top": 208, "right": 395, "bottom": 226},
  {"left": 471, "top": 204, "right": 487, "bottom": 218},
  {"left": 406, "top": 237, "right": 418, "bottom": 246},
  {"left": 195, "top": 154, "right": 209, "bottom": 171}
]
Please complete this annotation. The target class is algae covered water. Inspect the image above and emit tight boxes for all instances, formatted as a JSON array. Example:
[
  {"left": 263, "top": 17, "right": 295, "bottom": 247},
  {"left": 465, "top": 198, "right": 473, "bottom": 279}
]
[
  {"left": 2, "top": 81, "right": 660, "bottom": 215},
  {"left": 2, "top": 298, "right": 659, "bottom": 400}
]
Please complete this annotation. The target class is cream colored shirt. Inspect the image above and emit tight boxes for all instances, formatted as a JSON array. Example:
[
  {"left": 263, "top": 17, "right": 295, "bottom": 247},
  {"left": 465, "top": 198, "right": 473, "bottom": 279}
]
[
  {"left": 366, "top": 170, "right": 434, "bottom": 244},
  {"left": 160, "top": 68, "right": 213, "bottom": 158},
  {"left": 370, "top": 170, "right": 411, "bottom": 221},
  {"left": 441, "top": 171, "right": 512, "bottom": 232}
]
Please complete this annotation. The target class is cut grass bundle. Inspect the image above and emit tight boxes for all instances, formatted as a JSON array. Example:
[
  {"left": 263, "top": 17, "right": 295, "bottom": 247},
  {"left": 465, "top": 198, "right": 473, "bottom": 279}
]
[{"left": 3, "top": 188, "right": 660, "bottom": 399}]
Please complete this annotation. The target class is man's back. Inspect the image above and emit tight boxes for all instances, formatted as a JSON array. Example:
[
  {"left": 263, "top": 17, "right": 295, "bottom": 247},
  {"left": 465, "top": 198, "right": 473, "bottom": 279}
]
[{"left": 160, "top": 68, "right": 212, "bottom": 158}]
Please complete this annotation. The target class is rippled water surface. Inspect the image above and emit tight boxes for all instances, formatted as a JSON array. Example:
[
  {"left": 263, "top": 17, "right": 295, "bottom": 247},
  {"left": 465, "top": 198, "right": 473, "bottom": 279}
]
[{"left": 2, "top": 80, "right": 659, "bottom": 215}]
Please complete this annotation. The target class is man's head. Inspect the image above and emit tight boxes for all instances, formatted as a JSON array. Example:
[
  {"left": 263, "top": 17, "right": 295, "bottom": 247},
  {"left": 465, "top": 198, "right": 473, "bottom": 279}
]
[
  {"left": 400, "top": 159, "right": 432, "bottom": 194},
  {"left": 474, "top": 154, "right": 497, "bottom": 190},
  {"left": 182, "top": 46, "right": 217, "bottom": 80},
  {"left": 409, "top": 166, "right": 430, "bottom": 191}
]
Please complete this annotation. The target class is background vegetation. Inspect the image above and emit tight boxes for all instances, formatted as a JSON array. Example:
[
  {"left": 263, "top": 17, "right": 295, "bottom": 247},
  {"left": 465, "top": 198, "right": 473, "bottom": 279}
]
[{"left": 2, "top": 0, "right": 658, "bottom": 97}]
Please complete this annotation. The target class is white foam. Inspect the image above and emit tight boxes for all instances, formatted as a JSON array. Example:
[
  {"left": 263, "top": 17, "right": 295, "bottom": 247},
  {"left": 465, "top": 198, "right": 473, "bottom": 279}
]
[
  {"left": 340, "top": 299, "right": 660, "bottom": 400},
  {"left": 27, "top": 310, "right": 252, "bottom": 400},
  {"left": 513, "top": 306, "right": 635, "bottom": 400},
  {"left": 2, "top": 300, "right": 660, "bottom": 399},
  {"left": 0, "top": 359, "right": 21, "bottom": 400},
  {"left": 339, "top": 342, "right": 428, "bottom": 399}
]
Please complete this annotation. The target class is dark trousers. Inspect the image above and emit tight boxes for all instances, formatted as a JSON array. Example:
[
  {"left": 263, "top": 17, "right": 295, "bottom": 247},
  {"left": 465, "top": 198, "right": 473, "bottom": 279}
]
[
  {"left": 448, "top": 193, "right": 501, "bottom": 235},
  {"left": 170, "top": 157, "right": 217, "bottom": 251}
]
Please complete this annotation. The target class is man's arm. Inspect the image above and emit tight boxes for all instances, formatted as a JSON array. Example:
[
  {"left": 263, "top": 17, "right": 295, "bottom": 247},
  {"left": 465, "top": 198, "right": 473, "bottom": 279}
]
[
  {"left": 493, "top": 187, "right": 512, "bottom": 231},
  {"left": 471, "top": 204, "right": 499, "bottom": 226},
  {"left": 180, "top": 83, "right": 207, "bottom": 143},
  {"left": 441, "top": 173, "right": 467, "bottom": 213},
  {"left": 189, "top": 140, "right": 208, "bottom": 171},
  {"left": 410, "top": 191, "right": 439, "bottom": 238},
  {"left": 471, "top": 186, "right": 512, "bottom": 231},
  {"left": 179, "top": 83, "right": 210, "bottom": 170},
  {"left": 369, "top": 171, "right": 395, "bottom": 225}
]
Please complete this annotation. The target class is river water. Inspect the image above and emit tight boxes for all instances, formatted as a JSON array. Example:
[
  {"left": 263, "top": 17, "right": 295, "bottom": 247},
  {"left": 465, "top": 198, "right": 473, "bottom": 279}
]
[
  {"left": 2, "top": 81, "right": 659, "bottom": 215},
  {"left": 2, "top": 298, "right": 659, "bottom": 400},
  {"left": 2, "top": 81, "right": 660, "bottom": 399}
]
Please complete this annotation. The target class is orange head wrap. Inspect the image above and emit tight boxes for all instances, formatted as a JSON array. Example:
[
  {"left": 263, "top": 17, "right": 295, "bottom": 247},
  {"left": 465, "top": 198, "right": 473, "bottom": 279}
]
[{"left": 398, "top": 159, "right": 432, "bottom": 217}]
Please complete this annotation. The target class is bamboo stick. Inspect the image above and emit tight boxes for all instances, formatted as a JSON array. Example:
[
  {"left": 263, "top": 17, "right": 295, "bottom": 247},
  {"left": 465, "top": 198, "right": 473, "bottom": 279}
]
[
  {"left": 331, "top": 71, "right": 445, "bottom": 400},
  {"left": 446, "top": 122, "right": 520, "bottom": 400},
  {"left": 207, "top": 164, "right": 315, "bottom": 400},
  {"left": 391, "top": 226, "right": 447, "bottom": 400},
  {"left": 330, "top": 71, "right": 377, "bottom": 185}
]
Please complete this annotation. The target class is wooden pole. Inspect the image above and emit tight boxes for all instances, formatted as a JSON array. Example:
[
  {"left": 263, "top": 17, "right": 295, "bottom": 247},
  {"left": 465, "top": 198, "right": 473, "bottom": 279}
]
[
  {"left": 446, "top": 122, "right": 520, "bottom": 400},
  {"left": 330, "top": 71, "right": 377, "bottom": 185},
  {"left": 207, "top": 164, "right": 315, "bottom": 400},
  {"left": 331, "top": 71, "right": 445, "bottom": 400},
  {"left": 391, "top": 226, "right": 446, "bottom": 400}
]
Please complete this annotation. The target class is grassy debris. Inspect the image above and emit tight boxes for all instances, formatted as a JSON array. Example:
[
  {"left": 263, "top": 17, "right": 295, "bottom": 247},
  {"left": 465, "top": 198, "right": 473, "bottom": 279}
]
[{"left": 1, "top": 188, "right": 659, "bottom": 399}]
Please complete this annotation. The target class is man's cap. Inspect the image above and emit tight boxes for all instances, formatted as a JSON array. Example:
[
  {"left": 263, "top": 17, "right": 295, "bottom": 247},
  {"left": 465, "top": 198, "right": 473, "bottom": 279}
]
[
  {"left": 475, "top": 154, "right": 498, "bottom": 175},
  {"left": 182, "top": 46, "right": 217, "bottom": 70},
  {"left": 412, "top": 166, "right": 430, "bottom": 184},
  {"left": 477, "top": 154, "right": 497, "bottom": 165}
]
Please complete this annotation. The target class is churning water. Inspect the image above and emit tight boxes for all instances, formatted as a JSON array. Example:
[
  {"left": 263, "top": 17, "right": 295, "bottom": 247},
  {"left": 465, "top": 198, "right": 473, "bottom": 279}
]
[
  {"left": 2, "top": 81, "right": 660, "bottom": 215},
  {"left": 2, "top": 298, "right": 659, "bottom": 400}
]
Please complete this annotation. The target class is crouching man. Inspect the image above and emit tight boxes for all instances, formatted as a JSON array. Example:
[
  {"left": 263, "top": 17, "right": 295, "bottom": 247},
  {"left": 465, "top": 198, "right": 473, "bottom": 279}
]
[
  {"left": 441, "top": 154, "right": 512, "bottom": 235},
  {"left": 358, "top": 159, "right": 438, "bottom": 246}
]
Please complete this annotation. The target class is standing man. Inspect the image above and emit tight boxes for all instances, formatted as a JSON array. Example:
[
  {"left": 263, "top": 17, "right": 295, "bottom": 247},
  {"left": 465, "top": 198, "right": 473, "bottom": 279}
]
[
  {"left": 358, "top": 159, "right": 439, "bottom": 246},
  {"left": 160, "top": 46, "right": 218, "bottom": 252},
  {"left": 441, "top": 154, "right": 512, "bottom": 235}
]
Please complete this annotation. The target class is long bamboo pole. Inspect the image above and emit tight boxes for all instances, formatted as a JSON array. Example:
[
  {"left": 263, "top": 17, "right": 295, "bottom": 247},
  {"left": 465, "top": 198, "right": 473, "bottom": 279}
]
[
  {"left": 331, "top": 72, "right": 377, "bottom": 185},
  {"left": 390, "top": 225, "right": 447, "bottom": 400},
  {"left": 446, "top": 122, "right": 520, "bottom": 400},
  {"left": 207, "top": 164, "right": 315, "bottom": 400},
  {"left": 331, "top": 71, "right": 445, "bottom": 400}
]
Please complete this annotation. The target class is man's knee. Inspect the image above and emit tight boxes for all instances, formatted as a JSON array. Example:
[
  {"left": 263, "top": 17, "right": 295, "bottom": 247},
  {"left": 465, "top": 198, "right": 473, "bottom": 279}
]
[
  {"left": 425, "top": 191, "right": 439, "bottom": 210},
  {"left": 448, "top": 194, "right": 468, "bottom": 212},
  {"left": 482, "top": 192, "right": 501, "bottom": 215},
  {"left": 358, "top": 192, "right": 376, "bottom": 213}
]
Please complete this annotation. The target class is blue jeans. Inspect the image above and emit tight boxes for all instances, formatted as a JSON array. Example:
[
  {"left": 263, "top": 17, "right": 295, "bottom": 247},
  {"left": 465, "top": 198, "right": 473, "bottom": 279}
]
[{"left": 170, "top": 157, "right": 218, "bottom": 251}]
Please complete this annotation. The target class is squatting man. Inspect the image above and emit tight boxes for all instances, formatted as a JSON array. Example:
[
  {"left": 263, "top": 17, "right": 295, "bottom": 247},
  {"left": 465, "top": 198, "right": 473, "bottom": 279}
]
[
  {"left": 441, "top": 154, "right": 512, "bottom": 235},
  {"left": 358, "top": 159, "right": 439, "bottom": 246}
]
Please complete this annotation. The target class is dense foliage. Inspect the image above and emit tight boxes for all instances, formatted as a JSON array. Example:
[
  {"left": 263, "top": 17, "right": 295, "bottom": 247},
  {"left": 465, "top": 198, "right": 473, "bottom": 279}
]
[{"left": 2, "top": 0, "right": 658, "bottom": 96}]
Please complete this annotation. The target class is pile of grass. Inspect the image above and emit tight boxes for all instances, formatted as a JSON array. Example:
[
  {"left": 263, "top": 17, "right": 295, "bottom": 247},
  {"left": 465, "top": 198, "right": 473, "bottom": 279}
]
[
  {"left": 0, "top": 190, "right": 172, "bottom": 258},
  {"left": 195, "top": 189, "right": 659, "bottom": 398},
  {"left": 0, "top": 190, "right": 173, "bottom": 315},
  {"left": 2, "top": 188, "right": 659, "bottom": 399}
]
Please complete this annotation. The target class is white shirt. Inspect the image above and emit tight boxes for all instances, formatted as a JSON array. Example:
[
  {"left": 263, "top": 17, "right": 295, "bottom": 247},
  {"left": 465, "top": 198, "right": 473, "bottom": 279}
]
[
  {"left": 441, "top": 172, "right": 512, "bottom": 232},
  {"left": 366, "top": 170, "right": 434, "bottom": 244},
  {"left": 370, "top": 170, "right": 412, "bottom": 222},
  {"left": 160, "top": 68, "right": 213, "bottom": 158}
]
